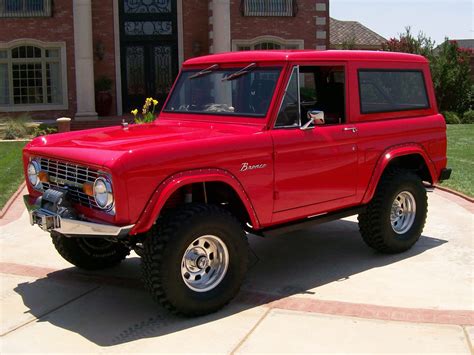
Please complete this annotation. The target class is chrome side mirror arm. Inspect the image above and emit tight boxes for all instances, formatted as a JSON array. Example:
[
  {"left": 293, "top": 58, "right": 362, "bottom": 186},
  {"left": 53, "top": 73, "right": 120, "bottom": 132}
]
[
  {"left": 301, "top": 110, "right": 324, "bottom": 130},
  {"left": 300, "top": 117, "right": 315, "bottom": 130}
]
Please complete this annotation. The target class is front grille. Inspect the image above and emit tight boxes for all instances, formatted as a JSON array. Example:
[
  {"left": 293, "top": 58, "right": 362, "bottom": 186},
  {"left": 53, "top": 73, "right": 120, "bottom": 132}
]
[{"left": 38, "top": 157, "right": 102, "bottom": 211}]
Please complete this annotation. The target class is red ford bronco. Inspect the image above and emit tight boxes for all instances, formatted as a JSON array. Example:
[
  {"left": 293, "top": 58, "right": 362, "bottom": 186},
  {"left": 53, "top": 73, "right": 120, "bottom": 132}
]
[{"left": 23, "top": 50, "right": 451, "bottom": 316}]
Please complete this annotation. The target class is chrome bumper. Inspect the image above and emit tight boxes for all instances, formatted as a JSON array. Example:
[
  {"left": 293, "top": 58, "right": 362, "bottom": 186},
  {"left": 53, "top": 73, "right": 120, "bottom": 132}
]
[{"left": 24, "top": 195, "right": 134, "bottom": 237}]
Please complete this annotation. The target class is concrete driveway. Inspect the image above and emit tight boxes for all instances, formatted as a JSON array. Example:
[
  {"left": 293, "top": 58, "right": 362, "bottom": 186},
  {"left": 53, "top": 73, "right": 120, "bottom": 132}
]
[{"left": 0, "top": 189, "right": 473, "bottom": 354}]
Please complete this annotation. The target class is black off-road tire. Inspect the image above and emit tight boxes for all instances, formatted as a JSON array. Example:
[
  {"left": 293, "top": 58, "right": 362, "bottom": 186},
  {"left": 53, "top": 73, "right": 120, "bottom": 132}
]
[
  {"left": 142, "top": 203, "right": 249, "bottom": 317},
  {"left": 51, "top": 232, "right": 130, "bottom": 270},
  {"left": 358, "top": 169, "right": 428, "bottom": 253}
]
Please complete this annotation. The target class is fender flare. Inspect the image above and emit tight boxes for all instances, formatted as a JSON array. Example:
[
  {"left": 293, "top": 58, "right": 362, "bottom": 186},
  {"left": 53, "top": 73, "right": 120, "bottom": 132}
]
[
  {"left": 361, "top": 144, "right": 438, "bottom": 205},
  {"left": 129, "top": 168, "right": 260, "bottom": 235}
]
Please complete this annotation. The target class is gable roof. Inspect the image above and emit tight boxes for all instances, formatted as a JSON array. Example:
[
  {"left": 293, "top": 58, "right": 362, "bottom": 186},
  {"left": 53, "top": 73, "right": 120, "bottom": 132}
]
[
  {"left": 330, "top": 18, "right": 387, "bottom": 47},
  {"left": 453, "top": 39, "right": 474, "bottom": 50},
  {"left": 434, "top": 39, "right": 474, "bottom": 54}
]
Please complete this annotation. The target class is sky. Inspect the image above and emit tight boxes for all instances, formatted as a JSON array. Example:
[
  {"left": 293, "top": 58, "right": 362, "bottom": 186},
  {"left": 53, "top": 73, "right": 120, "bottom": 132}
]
[{"left": 330, "top": 0, "right": 473, "bottom": 45}]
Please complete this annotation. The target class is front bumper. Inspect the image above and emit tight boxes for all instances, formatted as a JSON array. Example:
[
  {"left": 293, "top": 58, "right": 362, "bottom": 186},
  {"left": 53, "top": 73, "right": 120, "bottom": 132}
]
[{"left": 24, "top": 195, "right": 134, "bottom": 237}]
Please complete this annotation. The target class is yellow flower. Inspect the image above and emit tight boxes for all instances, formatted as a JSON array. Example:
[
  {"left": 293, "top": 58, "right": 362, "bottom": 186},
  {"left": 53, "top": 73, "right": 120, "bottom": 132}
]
[
  {"left": 153, "top": 99, "right": 158, "bottom": 106},
  {"left": 131, "top": 109, "right": 138, "bottom": 116}
]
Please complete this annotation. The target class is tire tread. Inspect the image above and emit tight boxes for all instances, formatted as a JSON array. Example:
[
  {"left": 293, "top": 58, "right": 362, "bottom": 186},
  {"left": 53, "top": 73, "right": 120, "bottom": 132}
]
[
  {"left": 358, "top": 168, "right": 427, "bottom": 253},
  {"left": 142, "top": 203, "right": 248, "bottom": 316}
]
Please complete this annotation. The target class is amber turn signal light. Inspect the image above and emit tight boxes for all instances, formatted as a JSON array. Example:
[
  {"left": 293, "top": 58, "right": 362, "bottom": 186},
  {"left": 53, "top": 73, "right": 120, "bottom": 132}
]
[
  {"left": 83, "top": 182, "right": 94, "bottom": 197},
  {"left": 38, "top": 171, "right": 49, "bottom": 183}
]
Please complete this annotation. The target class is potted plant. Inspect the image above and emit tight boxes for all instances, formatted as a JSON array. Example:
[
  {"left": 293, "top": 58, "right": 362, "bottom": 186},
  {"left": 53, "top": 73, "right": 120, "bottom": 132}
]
[{"left": 94, "top": 76, "right": 113, "bottom": 117}]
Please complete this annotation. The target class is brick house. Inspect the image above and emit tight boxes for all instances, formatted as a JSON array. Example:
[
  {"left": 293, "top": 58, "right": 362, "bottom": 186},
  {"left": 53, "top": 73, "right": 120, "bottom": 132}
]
[{"left": 0, "top": 0, "right": 329, "bottom": 122}]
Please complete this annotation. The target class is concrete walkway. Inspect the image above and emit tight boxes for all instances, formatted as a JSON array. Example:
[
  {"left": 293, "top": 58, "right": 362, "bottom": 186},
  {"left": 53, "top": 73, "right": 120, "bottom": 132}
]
[{"left": 0, "top": 190, "right": 473, "bottom": 354}]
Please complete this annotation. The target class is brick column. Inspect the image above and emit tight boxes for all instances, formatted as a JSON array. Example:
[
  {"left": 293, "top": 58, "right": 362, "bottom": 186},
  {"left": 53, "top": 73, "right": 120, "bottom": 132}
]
[{"left": 73, "top": 0, "right": 97, "bottom": 120}]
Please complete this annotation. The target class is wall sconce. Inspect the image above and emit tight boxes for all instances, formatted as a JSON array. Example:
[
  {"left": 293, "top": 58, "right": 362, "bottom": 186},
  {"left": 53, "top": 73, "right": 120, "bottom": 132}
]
[
  {"left": 94, "top": 41, "right": 105, "bottom": 61},
  {"left": 192, "top": 41, "right": 202, "bottom": 57}
]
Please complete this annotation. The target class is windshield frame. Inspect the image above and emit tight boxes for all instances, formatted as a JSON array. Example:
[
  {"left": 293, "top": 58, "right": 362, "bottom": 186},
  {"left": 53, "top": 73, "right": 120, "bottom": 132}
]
[{"left": 162, "top": 65, "right": 283, "bottom": 119}]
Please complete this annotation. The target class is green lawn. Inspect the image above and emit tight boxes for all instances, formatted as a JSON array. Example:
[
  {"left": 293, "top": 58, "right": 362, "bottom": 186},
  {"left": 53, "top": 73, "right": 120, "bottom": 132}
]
[
  {"left": 0, "top": 141, "right": 27, "bottom": 209},
  {"left": 442, "top": 125, "right": 474, "bottom": 197}
]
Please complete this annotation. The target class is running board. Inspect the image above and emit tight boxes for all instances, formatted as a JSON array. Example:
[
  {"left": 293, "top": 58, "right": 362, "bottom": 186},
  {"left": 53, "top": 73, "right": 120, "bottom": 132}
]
[{"left": 258, "top": 206, "right": 367, "bottom": 238}]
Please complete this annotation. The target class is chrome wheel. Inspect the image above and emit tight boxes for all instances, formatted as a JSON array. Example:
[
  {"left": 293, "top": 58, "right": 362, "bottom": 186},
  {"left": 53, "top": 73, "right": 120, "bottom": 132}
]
[
  {"left": 181, "top": 235, "right": 229, "bottom": 292},
  {"left": 390, "top": 191, "right": 416, "bottom": 234}
]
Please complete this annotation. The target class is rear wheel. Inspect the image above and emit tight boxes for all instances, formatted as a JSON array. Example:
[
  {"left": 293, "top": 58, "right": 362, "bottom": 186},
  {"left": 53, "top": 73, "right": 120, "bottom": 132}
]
[
  {"left": 142, "top": 204, "right": 249, "bottom": 316},
  {"left": 51, "top": 232, "right": 130, "bottom": 270},
  {"left": 358, "top": 169, "right": 427, "bottom": 253}
]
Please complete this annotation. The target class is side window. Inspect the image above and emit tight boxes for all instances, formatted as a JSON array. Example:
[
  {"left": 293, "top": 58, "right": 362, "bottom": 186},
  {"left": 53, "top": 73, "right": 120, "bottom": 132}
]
[
  {"left": 300, "top": 66, "right": 346, "bottom": 125},
  {"left": 359, "top": 70, "right": 430, "bottom": 114},
  {"left": 275, "top": 67, "right": 299, "bottom": 127},
  {"left": 275, "top": 65, "right": 346, "bottom": 128},
  {"left": 299, "top": 72, "right": 317, "bottom": 102},
  {"left": 359, "top": 81, "right": 390, "bottom": 106}
]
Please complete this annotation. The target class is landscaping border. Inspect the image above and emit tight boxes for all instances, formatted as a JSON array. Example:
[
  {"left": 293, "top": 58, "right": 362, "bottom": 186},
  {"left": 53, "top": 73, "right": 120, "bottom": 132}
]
[
  {"left": 435, "top": 185, "right": 474, "bottom": 203},
  {"left": 0, "top": 139, "right": 32, "bottom": 142},
  {"left": 0, "top": 182, "right": 26, "bottom": 219}
]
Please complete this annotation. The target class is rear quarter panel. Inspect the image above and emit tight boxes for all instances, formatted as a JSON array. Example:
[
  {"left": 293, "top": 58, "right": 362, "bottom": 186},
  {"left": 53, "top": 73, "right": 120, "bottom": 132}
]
[{"left": 346, "top": 60, "right": 447, "bottom": 202}]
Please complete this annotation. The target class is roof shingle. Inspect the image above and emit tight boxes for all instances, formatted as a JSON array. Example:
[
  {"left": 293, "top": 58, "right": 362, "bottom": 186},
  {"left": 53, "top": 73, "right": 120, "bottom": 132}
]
[{"left": 330, "top": 18, "right": 387, "bottom": 47}]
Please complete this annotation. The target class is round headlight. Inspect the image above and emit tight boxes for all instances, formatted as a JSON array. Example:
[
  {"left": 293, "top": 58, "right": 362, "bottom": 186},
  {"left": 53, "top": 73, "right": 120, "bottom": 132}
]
[
  {"left": 27, "top": 161, "right": 41, "bottom": 188},
  {"left": 93, "top": 177, "right": 114, "bottom": 209}
]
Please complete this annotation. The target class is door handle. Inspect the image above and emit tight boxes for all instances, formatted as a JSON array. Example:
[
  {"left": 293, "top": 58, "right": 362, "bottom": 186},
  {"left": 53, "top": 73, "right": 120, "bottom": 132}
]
[{"left": 343, "top": 127, "right": 358, "bottom": 133}]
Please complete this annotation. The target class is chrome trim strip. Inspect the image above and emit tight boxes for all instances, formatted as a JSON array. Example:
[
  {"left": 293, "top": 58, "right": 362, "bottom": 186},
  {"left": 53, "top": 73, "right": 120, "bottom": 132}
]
[{"left": 274, "top": 65, "right": 300, "bottom": 129}]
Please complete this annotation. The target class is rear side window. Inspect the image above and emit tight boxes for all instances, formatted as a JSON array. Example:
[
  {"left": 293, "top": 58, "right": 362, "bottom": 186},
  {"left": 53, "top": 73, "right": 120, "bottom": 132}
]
[{"left": 358, "top": 70, "right": 430, "bottom": 114}]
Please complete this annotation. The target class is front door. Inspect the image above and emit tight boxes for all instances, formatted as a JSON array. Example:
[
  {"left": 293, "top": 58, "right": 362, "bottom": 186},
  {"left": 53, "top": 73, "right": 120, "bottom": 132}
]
[
  {"left": 271, "top": 65, "right": 359, "bottom": 214},
  {"left": 119, "top": 0, "right": 179, "bottom": 112}
]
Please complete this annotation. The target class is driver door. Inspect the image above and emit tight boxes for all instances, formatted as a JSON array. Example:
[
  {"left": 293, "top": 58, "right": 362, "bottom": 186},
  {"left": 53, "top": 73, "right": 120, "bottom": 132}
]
[{"left": 271, "top": 65, "right": 359, "bottom": 215}]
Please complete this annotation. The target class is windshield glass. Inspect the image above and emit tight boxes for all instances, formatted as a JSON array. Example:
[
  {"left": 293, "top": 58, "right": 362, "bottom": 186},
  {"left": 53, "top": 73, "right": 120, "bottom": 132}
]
[{"left": 163, "top": 67, "right": 281, "bottom": 117}]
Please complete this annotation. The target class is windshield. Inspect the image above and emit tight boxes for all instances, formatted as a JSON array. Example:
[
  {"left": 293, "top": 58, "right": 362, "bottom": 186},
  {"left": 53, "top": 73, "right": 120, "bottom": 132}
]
[{"left": 163, "top": 67, "right": 281, "bottom": 117}]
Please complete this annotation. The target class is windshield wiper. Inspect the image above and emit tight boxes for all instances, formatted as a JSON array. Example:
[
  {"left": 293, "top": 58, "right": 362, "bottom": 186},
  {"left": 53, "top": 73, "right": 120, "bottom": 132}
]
[
  {"left": 222, "top": 63, "right": 257, "bottom": 81},
  {"left": 189, "top": 64, "right": 219, "bottom": 79}
]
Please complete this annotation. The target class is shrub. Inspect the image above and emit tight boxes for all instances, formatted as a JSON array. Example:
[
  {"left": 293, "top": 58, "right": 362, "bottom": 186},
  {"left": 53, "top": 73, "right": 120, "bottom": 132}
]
[
  {"left": 1, "top": 114, "right": 33, "bottom": 139},
  {"left": 462, "top": 110, "right": 474, "bottom": 124},
  {"left": 32, "top": 123, "right": 58, "bottom": 137},
  {"left": 443, "top": 111, "right": 461, "bottom": 124}
]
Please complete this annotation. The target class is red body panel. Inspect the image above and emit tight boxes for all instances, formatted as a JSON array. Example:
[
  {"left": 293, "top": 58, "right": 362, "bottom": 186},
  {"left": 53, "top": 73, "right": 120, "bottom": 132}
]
[{"left": 23, "top": 50, "right": 448, "bottom": 232}]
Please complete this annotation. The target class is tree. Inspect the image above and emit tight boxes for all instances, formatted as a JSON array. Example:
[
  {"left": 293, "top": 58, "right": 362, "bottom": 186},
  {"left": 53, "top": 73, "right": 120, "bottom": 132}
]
[
  {"left": 382, "top": 28, "right": 472, "bottom": 113},
  {"left": 431, "top": 40, "right": 472, "bottom": 113},
  {"left": 382, "top": 27, "right": 435, "bottom": 58}
]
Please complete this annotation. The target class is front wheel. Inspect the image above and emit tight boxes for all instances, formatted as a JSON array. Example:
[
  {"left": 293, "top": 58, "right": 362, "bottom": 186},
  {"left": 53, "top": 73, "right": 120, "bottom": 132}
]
[
  {"left": 51, "top": 232, "right": 130, "bottom": 270},
  {"left": 358, "top": 169, "right": 428, "bottom": 253},
  {"left": 142, "top": 204, "right": 249, "bottom": 316}
]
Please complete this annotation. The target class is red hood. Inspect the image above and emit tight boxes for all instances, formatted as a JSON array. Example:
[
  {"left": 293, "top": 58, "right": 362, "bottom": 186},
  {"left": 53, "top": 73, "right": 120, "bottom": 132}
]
[{"left": 24, "top": 119, "right": 262, "bottom": 168}]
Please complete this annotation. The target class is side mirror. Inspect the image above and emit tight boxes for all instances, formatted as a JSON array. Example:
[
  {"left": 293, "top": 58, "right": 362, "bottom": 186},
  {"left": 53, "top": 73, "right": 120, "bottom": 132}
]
[{"left": 301, "top": 110, "right": 324, "bottom": 130}]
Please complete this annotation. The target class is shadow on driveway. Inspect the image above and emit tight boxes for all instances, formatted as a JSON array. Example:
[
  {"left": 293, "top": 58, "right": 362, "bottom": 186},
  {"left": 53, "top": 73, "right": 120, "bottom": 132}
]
[{"left": 14, "top": 220, "right": 447, "bottom": 346}]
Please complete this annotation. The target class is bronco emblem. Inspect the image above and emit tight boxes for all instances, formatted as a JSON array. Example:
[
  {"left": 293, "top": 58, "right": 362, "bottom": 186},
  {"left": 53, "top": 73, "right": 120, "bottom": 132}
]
[{"left": 240, "top": 162, "right": 267, "bottom": 172}]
